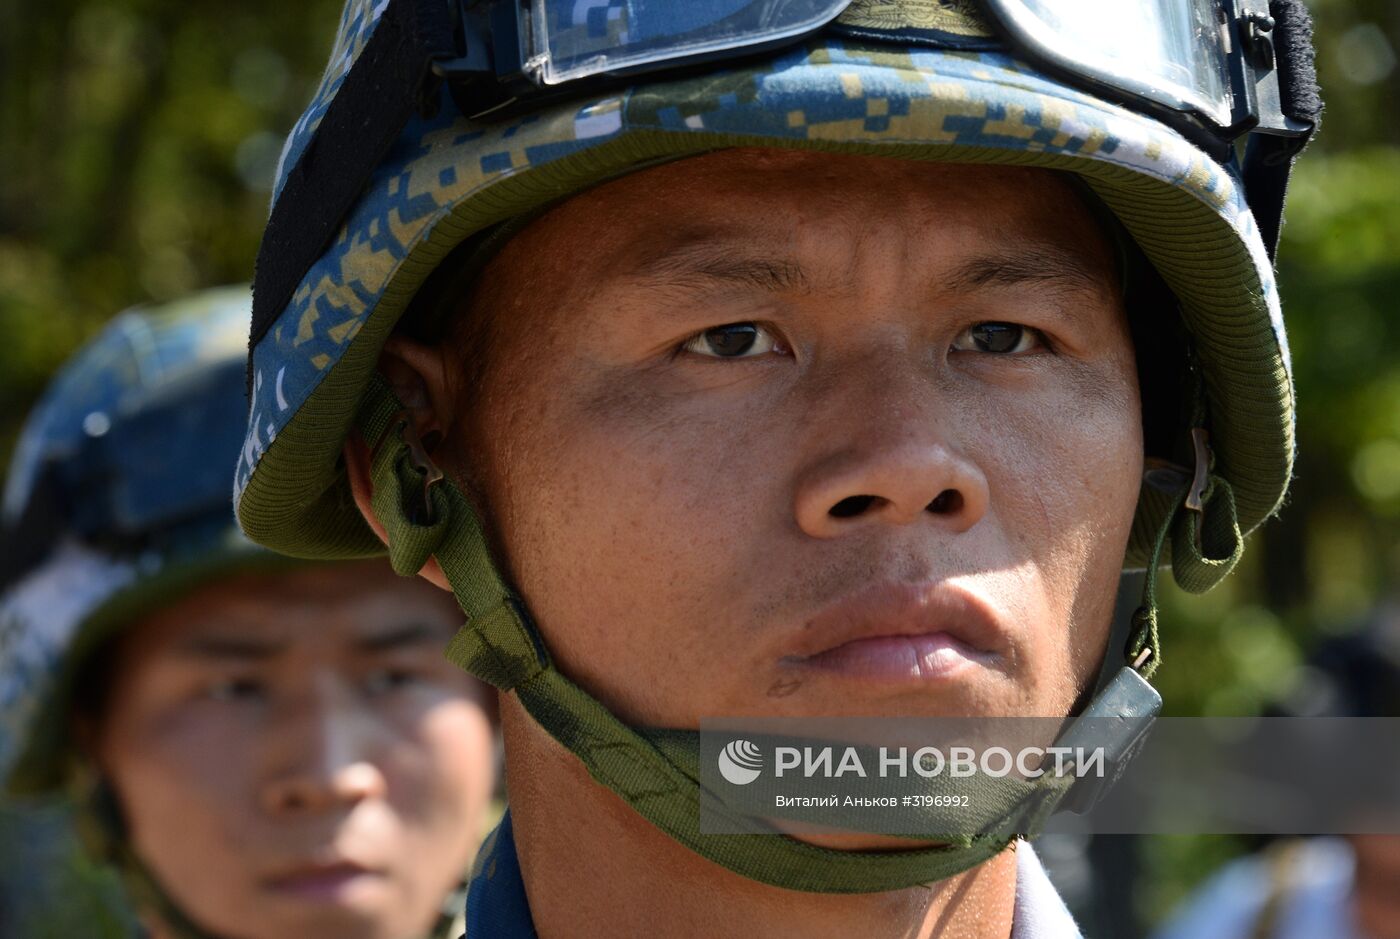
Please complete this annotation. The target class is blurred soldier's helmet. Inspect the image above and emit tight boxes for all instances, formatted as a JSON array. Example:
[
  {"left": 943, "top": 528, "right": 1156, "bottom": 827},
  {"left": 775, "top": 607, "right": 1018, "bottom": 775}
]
[{"left": 1, "top": 287, "right": 273, "bottom": 795}]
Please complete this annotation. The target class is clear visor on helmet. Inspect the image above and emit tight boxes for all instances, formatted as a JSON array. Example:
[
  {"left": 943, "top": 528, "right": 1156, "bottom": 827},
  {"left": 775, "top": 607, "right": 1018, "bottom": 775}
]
[
  {"left": 517, "top": 0, "right": 1238, "bottom": 133},
  {"left": 983, "top": 0, "right": 1234, "bottom": 128},
  {"left": 525, "top": 0, "right": 854, "bottom": 85}
]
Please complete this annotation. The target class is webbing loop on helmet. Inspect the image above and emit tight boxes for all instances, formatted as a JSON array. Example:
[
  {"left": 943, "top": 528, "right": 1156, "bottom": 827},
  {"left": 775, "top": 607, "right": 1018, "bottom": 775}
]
[
  {"left": 1125, "top": 426, "right": 1245, "bottom": 679},
  {"left": 359, "top": 376, "right": 550, "bottom": 690},
  {"left": 1171, "top": 366, "right": 1245, "bottom": 595},
  {"left": 363, "top": 396, "right": 455, "bottom": 576},
  {"left": 1174, "top": 471, "right": 1245, "bottom": 593}
]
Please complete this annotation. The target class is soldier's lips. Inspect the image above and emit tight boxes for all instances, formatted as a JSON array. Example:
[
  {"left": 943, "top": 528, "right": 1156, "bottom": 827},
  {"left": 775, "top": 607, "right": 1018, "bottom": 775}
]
[
  {"left": 262, "top": 859, "right": 387, "bottom": 903},
  {"left": 792, "top": 632, "right": 993, "bottom": 681},
  {"left": 780, "top": 581, "right": 1005, "bottom": 684}
]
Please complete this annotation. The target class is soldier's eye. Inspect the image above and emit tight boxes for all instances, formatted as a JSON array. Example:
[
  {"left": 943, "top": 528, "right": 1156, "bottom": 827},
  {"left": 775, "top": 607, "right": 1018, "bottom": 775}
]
[
  {"left": 363, "top": 667, "right": 420, "bottom": 696},
  {"left": 206, "top": 677, "right": 264, "bottom": 702},
  {"left": 681, "top": 323, "right": 783, "bottom": 358},
  {"left": 951, "top": 322, "right": 1044, "bottom": 354}
]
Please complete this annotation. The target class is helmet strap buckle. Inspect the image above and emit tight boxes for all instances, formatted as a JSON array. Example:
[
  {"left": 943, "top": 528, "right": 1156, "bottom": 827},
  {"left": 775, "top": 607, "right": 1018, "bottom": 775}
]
[
  {"left": 371, "top": 409, "right": 445, "bottom": 526},
  {"left": 1184, "top": 427, "right": 1213, "bottom": 514},
  {"left": 397, "top": 412, "right": 445, "bottom": 526}
]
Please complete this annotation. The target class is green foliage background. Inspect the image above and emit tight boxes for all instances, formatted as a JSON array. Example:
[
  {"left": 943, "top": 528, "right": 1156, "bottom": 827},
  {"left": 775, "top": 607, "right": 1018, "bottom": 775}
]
[{"left": 0, "top": 0, "right": 1396, "bottom": 934}]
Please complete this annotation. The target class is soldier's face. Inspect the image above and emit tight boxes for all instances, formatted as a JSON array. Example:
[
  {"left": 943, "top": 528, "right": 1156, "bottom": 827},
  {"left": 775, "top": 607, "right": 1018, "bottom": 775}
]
[
  {"left": 94, "top": 561, "right": 494, "bottom": 939},
  {"left": 441, "top": 150, "right": 1142, "bottom": 725}
]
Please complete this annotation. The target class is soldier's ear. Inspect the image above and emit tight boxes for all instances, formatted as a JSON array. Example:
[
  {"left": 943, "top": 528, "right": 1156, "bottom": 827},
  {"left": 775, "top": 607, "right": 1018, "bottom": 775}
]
[
  {"left": 343, "top": 335, "right": 455, "bottom": 591},
  {"left": 378, "top": 334, "right": 457, "bottom": 436}
]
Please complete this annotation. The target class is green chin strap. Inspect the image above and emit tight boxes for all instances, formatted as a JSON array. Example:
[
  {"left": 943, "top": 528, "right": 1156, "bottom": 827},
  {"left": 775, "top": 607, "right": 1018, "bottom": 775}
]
[
  {"left": 358, "top": 371, "right": 1238, "bottom": 894},
  {"left": 68, "top": 765, "right": 225, "bottom": 939}
]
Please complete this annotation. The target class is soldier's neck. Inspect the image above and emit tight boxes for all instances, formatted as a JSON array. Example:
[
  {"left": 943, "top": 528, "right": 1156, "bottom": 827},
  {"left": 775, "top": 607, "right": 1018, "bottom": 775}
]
[{"left": 502, "top": 701, "right": 1018, "bottom": 939}]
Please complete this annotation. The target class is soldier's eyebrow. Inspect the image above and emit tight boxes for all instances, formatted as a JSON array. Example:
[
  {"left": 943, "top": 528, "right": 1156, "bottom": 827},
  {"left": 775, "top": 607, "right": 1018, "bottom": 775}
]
[
  {"left": 179, "top": 635, "right": 285, "bottom": 660},
  {"left": 623, "top": 235, "right": 1111, "bottom": 303},
  {"left": 627, "top": 237, "right": 811, "bottom": 295},
  {"left": 175, "top": 623, "right": 447, "bottom": 660},
  {"left": 940, "top": 245, "right": 1113, "bottom": 299},
  {"left": 354, "top": 622, "right": 445, "bottom": 654}
]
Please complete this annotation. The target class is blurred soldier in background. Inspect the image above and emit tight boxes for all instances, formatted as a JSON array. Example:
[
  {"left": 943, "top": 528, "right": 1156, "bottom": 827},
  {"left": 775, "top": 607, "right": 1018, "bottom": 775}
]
[
  {"left": 1151, "top": 604, "right": 1400, "bottom": 939},
  {"left": 0, "top": 287, "right": 497, "bottom": 939}
]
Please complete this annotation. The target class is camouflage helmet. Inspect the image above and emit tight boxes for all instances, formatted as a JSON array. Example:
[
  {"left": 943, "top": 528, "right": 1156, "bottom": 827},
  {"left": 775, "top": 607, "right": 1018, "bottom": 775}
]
[
  {"left": 238, "top": 0, "right": 1320, "bottom": 586},
  {"left": 0, "top": 286, "right": 280, "bottom": 794}
]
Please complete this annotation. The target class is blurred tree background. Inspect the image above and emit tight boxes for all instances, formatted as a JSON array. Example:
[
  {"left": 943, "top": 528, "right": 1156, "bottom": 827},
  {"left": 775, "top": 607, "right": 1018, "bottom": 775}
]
[
  {"left": 0, "top": 0, "right": 1396, "bottom": 935},
  {"left": 1139, "top": 0, "right": 1400, "bottom": 930}
]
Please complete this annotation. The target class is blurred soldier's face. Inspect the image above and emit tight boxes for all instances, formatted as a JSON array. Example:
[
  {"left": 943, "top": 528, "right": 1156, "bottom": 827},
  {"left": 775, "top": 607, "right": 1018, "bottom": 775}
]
[{"left": 93, "top": 560, "right": 493, "bottom": 939}]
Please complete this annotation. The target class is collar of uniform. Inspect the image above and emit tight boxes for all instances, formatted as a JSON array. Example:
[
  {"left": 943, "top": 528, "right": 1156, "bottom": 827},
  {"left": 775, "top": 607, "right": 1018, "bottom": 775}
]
[
  {"left": 465, "top": 810, "right": 537, "bottom": 938},
  {"left": 467, "top": 814, "right": 1082, "bottom": 938},
  {"left": 1012, "top": 840, "right": 1084, "bottom": 939}
]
